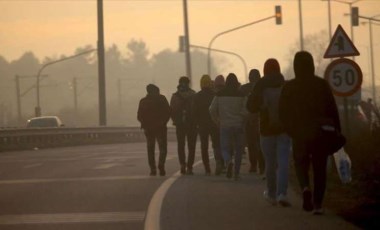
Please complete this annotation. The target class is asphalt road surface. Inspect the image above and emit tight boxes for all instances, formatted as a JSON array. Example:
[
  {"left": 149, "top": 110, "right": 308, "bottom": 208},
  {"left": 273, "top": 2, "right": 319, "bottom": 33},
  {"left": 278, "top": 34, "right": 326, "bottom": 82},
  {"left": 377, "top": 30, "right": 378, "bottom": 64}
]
[{"left": 0, "top": 142, "right": 359, "bottom": 230}]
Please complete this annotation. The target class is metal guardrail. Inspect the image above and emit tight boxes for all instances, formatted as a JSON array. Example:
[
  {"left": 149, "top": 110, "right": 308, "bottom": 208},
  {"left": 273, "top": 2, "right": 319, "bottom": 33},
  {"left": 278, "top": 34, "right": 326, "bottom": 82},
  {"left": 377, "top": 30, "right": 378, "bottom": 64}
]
[{"left": 0, "top": 127, "right": 176, "bottom": 152}]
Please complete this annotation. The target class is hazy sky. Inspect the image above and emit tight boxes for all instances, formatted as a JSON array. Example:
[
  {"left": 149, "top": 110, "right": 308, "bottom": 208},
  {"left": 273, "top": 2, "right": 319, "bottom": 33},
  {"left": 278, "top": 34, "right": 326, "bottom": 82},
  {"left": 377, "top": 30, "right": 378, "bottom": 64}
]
[{"left": 1, "top": 0, "right": 379, "bottom": 86}]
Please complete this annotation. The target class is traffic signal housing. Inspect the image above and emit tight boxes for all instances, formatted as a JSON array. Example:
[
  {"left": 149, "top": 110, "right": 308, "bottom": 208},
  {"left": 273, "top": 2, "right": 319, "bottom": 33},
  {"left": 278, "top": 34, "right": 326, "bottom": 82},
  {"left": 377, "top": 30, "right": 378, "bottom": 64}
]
[
  {"left": 179, "top": 35, "right": 185, "bottom": 52},
  {"left": 351, "top": 7, "right": 359, "bottom": 26},
  {"left": 275, "top": 5, "right": 282, "bottom": 25}
]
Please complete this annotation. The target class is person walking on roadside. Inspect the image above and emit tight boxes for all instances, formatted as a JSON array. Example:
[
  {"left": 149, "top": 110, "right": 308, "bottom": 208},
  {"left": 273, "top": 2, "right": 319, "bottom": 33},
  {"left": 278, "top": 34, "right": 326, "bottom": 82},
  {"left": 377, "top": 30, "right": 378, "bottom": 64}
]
[
  {"left": 246, "top": 59, "right": 291, "bottom": 207},
  {"left": 240, "top": 69, "right": 265, "bottom": 174},
  {"left": 210, "top": 73, "right": 247, "bottom": 180},
  {"left": 279, "top": 51, "right": 341, "bottom": 214},
  {"left": 170, "top": 76, "right": 197, "bottom": 175},
  {"left": 213, "top": 74, "right": 225, "bottom": 93},
  {"left": 137, "top": 84, "right": 171, "bottom": 176},
  {"left": 193, "top": 74, "right": 223, "bottom": 175}
]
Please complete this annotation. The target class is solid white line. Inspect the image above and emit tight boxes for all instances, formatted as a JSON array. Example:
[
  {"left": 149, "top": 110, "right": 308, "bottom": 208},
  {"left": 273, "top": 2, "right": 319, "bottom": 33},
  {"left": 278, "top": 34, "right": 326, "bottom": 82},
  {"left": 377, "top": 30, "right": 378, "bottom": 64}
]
[
  {"left": 144, "top": 160, "right": 203, "bottom": 230},
  {"left": 23, "top": 163, "right": 43, "bottom": 169},
  {"left": 0, "top": 212, "right": 145, "bottom": 225}
]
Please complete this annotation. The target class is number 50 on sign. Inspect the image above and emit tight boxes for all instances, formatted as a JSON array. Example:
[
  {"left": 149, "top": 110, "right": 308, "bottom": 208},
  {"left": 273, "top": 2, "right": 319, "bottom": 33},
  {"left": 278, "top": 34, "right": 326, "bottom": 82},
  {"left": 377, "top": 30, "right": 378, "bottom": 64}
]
[{"left": 324, "top": 58, "right": 362, "bottom": 97}]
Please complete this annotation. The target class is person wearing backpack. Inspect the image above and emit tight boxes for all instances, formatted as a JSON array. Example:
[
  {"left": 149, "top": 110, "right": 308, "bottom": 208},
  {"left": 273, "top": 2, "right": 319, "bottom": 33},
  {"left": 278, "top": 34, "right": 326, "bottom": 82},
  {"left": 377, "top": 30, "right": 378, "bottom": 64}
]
[
  {"left": 170, "top": 76, "right": 197, "bottom": 175},
  {"left": 246, "top": 59, "right": 291, "bottom": 207},
  {"left": 137, "top": 84, "right": 171, "bottom": 176}
]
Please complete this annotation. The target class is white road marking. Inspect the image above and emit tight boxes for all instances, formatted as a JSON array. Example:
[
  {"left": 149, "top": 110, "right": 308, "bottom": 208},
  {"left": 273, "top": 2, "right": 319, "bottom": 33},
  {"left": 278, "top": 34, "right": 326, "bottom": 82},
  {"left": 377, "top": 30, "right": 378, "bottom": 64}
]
[
  {"left": 144, "top": 160, "right": 203, "bottom": 230},
  {"left": 23, "top": 163, "right": 43, "bottom": 169},
  {"left": 0, "top": 212, "right": 145, "bottom": 225},
  {"left": 0, "top": 175, "right": 154, "bottom": 185},
  {"left": 94, "top": 163, "right": 122, "bottom": 169}
]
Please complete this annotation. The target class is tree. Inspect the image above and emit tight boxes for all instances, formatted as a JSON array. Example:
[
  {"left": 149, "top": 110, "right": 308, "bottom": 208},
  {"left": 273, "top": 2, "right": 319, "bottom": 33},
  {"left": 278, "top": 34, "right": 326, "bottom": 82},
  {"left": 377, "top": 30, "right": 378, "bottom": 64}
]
[{"left": 283, "top": 30, "right": 330, "bottom": 80}]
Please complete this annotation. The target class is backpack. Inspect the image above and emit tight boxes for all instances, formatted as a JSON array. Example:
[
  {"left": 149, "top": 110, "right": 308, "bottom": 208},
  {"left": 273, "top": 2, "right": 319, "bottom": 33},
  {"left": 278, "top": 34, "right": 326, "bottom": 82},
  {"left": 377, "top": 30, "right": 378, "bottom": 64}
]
[
  {"left": 178, "top": 94, "right": 193, "bottom": 124},
  {"left": 172, "top": 92, "right": 194, "bottom": 125},
  {"left": 262, "top": 86, "right": 283, "bottom": 131}
]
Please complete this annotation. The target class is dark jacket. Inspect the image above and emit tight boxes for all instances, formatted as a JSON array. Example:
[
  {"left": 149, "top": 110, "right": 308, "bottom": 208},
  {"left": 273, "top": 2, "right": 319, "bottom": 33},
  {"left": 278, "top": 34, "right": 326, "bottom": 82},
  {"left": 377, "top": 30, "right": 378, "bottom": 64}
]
[
  {"left": 246, "top": 73, "right": 285, "bottom": 136},
  {"left": 170, "top": 86, "right": 196, "bottom": 126},
  {"left": 240, "top": 81, "right": 260, "bottom": 126},
  {"left": 137, "top": 92, "right": 170, "bottom": 131},
  {"left": 279, "top": 53, "right": 340, "bottom": 141},
  {"left": 193, "top": 87, "right": 216, "bottom": 128}
]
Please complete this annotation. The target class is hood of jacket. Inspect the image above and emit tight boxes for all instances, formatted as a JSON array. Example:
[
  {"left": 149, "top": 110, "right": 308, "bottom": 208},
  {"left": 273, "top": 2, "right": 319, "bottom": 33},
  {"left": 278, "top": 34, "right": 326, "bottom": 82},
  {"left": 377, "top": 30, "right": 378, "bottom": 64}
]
[
  {"left": 175, "top": 86, "right": 195, "bottom": 99},
  {"left": 293, "top": 51, "right": 315, "bottom": 79}
]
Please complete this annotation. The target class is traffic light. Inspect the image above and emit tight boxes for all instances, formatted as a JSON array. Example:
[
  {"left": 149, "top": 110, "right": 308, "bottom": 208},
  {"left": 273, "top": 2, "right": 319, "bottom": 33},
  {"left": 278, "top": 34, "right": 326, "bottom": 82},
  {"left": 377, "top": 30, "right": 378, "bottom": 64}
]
[
  {"left": 179, "top": 35, "right": 185, "bottom": 52},
  {"left": 275, "top": 5, "right": 282, "bottom": 25},
  {"left": 351, "top": 7, "right": 359, "bottom": 26}
]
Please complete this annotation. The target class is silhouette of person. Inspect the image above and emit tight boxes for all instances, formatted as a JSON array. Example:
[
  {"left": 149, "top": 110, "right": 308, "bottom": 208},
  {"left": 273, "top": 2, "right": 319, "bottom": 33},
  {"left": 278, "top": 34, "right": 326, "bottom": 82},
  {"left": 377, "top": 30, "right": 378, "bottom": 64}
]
[
  {"left": 170, "top": 76, "right": 197, "bottom": 175},
  {"left": 247, "top": 59, "right": 291, "bottom": 207},
  {"left": 137, "top": 84, "right": 170, "bottom": 176},
  {"left": 193, "top": 74, "right": 223, "bottom": 175},
  {"left": 210, "top": 73, "right": 247, "bottom": 180},
  {"left": 240, "top": 69, "right": 265, "bottom": 174},
  {"left": 279, "top": 51, "right": 341, "bottom": 214}
]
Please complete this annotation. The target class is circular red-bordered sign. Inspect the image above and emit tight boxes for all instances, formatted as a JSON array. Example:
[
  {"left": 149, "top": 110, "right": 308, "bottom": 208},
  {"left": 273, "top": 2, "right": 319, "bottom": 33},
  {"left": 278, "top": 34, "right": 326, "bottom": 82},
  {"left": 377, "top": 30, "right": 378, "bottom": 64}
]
[{"left": 324, "top": 58, "right": 362, "bottom": 97}]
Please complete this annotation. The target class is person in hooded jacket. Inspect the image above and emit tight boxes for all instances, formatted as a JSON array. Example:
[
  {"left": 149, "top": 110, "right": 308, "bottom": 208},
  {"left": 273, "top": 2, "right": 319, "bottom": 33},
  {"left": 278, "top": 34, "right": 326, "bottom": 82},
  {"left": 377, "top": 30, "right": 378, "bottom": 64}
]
[
  {"left": 214, "top": 74, "right": 225, "bottom": 93},
  {"left": 193, "top": 75, "right": 223, "bottom": 175},
  {"left": 279, "top": 51, "right": 341, "bottom": 214},
  {"left": 246, "top": 59, "right": 291, "bottom": 207},
  {"left": 170, "top": 76, "right": 197, "bottom": 175},
  {"left": 137, "top": 84, "right": 171, "bottom": 176},
  {"left": 210, "top": 73, "right": 247, "bottom": 180},
  {"left": 240, "top": 69, "right": 265, "bottom": 174}
]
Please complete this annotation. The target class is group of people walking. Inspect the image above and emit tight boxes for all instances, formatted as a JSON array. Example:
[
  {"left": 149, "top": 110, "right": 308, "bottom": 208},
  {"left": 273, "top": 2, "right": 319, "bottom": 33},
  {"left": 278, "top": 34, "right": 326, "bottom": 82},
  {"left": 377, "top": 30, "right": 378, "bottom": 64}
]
[{"left": 137, "top": 51, "right": 341, "bottom": 215}]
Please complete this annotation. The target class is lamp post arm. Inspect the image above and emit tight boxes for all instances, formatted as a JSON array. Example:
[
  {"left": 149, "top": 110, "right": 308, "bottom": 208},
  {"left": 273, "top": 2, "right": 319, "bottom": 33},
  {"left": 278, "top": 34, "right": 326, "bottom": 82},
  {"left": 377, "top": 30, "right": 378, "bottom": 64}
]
[
  {"left": 35, "top": 48, "right": 97, "bottom": 116},
  {"left": 207, "top": 15, "right": 275, "bottom": 76},
  {"left": 192, "top": 45, "right": 247, "bottom": 82}
]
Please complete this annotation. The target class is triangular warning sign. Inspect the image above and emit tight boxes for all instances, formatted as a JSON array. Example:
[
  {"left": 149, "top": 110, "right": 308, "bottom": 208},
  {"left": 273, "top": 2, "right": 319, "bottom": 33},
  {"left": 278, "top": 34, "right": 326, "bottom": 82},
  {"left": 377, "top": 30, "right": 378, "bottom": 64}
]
[{"left": 324, "top": 24, "right": 360, "bottom": 58}]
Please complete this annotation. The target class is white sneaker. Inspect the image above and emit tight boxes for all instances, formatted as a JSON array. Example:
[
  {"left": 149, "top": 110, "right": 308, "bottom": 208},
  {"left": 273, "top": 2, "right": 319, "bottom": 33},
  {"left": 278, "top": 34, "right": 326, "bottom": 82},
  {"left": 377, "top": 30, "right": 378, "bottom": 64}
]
[
  {"left": 263, "top": 191, "right": 277, "bottom": 206},
  {"left": 277, "top": 194, "right": 291, "bottom": 207}
]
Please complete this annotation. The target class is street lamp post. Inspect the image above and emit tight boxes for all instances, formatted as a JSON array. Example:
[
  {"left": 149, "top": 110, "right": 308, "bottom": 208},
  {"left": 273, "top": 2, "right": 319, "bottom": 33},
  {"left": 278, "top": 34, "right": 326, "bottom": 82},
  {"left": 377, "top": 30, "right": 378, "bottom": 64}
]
[
  {"left": 34, "top": 49, "right": 96, "bottom": 117},
  {"left": 182, "top": 0, "right": 192, "bottom": 84},
  {"left": 298, "top": 0, "right": 304, "bottom": 50},
  {"left": 207, "top": 15, "right": 275, "bottom": 77},
  {"left": 97, "top": 0, "right": 107, "bottom": 126}
]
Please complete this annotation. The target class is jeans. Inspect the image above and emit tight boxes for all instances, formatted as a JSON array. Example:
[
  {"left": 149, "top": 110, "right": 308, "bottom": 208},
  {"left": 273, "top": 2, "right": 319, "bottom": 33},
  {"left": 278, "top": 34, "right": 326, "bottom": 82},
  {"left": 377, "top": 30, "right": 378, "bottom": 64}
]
[
  {"left": 220, "top": 126, "right": 244, "bottom": 175},
  {"left": 198, "top": 125, "right": 222, "bottom": 172},
  {"left": 292, "top": 139, "right": 328, "bottom": 207},
  {"left": 260, "top": 133, "right": 291, "bottom": 199},
  {"left": 144, "top": 127, "right": 167, "bottom": 171},
  {"left": 175, "top": 124, "right": 197, "bottom": 170},
  {"left": 245, "top": 122, "right": 265, "bottom": 173}
]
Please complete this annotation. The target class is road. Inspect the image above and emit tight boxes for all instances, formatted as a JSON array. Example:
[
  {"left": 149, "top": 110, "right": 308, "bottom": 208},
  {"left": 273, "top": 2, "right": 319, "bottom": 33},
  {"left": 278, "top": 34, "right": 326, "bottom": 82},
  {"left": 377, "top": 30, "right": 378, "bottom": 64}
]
[{"left": 0, "top": 142, "right": 359, "bottom": 230}]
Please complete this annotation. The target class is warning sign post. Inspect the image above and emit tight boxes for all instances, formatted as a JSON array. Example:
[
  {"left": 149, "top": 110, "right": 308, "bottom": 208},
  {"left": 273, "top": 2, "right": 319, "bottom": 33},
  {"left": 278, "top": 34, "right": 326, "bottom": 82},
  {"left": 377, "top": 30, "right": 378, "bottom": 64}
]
[{"left": 324, "top": 25, "right": 362, "bottom": 138}]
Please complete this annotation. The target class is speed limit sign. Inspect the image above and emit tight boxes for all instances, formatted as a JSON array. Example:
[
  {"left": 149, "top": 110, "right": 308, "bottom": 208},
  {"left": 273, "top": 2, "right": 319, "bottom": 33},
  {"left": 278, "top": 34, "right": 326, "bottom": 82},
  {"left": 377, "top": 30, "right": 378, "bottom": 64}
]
[{"left": 324, "top": 58, "right": 362, "bottom": 97}]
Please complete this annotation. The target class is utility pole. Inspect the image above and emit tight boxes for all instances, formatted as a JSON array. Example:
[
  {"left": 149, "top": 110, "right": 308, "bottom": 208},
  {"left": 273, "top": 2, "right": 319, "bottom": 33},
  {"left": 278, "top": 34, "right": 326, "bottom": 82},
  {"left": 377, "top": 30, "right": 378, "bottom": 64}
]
[
  {"left": 298, "top": 0, "right": 304, "bottom": 50},
  {"left": 182, "top": 0, "right": 192, "bottom": 84},
  {"left": 97, "top": 0, "right": 107, "bottom": 126}
]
